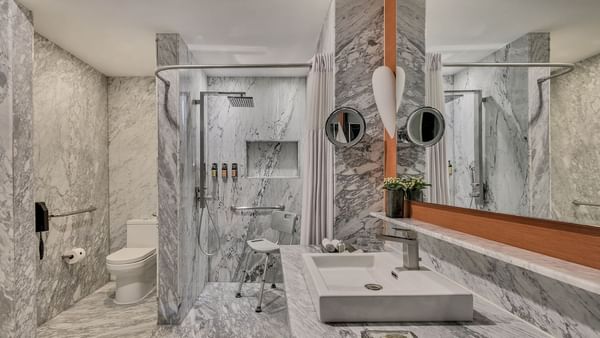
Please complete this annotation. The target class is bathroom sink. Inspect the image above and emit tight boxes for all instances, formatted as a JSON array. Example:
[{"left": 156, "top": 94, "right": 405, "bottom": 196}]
[{"left": 302, "top": 252, "right": 473, "bottom": 323}]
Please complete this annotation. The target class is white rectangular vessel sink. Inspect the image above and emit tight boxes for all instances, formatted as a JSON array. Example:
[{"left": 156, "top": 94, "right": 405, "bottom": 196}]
[{"left": 302, "top": 252, "right": 473, "bottom": 323}]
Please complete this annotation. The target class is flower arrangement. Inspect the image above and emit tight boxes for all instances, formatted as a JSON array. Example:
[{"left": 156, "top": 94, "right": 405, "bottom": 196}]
[
  {"left": 403, "top": 175, "right": 430, "bottom": 192},
  {"left": 383, "top": 177, "right": 409, "bottom": 191},
  {"left": 383, "top": 176, "right": 430, "bottom": 192}
]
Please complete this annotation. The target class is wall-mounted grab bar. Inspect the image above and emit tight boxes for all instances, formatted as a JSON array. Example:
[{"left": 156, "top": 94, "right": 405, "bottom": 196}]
[
  {"left": 50, "top": 206, "right": 97, "bottom": 218},
  {"left": 230, "top": 205, "right": 285, "bottom": 211},
  {"left": 572, "top": 200, "right": 600, "bottom": 208}
]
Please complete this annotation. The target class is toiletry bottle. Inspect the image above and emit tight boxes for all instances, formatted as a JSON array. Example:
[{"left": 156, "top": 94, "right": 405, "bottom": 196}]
[
  {"left": 211, "top": 163, "right": 218, "bottom": 177},
  {"left": 221, "top": 163, "right": 228, "bottom": 178},
  {"left": 231, "top": 163, "right": 238, "bottom": 178},
  {"left": 448, "top": 161, "right": 453, "bottom": 176}
]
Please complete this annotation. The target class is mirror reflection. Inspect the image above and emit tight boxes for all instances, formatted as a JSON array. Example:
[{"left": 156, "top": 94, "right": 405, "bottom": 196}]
[
  {"left": 415, "top": 7, "right": 600, "bottom": 228},
  {"left": 325, "top": 107, "right": 366, "bottom": 147},
  {"left": 403, "top": 106, "right": 445, "bottom": 147}
]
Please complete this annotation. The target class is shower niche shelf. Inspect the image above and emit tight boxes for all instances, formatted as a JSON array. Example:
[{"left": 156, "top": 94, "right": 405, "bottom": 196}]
[{"left": 246, "top": 140, "right": 299, "bottom": 178}]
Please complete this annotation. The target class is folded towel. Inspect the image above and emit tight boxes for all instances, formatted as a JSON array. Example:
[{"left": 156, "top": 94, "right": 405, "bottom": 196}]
[{"left": 322, "top": 239, "right": 336, "bottom": 252}]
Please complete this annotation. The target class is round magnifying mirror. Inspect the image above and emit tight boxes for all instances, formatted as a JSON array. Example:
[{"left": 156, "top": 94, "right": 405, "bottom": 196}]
[
  {"left": 404, "top": 106, "right": 445, "bottom": 147},
  {"left": 325, "top": 107, "right": 366, "bottom": 147}
]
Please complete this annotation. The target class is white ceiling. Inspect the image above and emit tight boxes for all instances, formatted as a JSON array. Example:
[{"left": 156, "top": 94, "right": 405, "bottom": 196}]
[
  {"left": 20, "top": 0, "right": 331, "bottom": 77},
  {"left": 20, "top": 0, "right": 600, "bottom": 77},
  {"left": 428, "top": 0, "right": 600, "bottom": 65}
]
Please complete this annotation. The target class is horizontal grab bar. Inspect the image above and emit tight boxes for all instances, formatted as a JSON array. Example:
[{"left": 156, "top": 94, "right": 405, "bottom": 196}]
[
  {"left": 230, "top": 205, "right": 284, "bottom": 211},
  {"left": 50, "top": 206, "right": 97, "bottom": 218},
  {"left": 572, "top": 200, "right": 600, "bottom": 208}
]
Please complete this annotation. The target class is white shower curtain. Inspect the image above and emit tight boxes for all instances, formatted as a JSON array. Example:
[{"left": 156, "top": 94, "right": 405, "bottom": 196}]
[
  {"left": 300, "top": 53, "right": 335, "bottom": 245},
  {"left": 425, "top": 53, "right": 449, "bottom": 204}
]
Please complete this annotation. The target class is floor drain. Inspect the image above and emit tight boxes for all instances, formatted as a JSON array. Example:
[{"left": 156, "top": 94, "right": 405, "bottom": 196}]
[{"left": 364, "top": 283, "right": 383, "bottom": 291}]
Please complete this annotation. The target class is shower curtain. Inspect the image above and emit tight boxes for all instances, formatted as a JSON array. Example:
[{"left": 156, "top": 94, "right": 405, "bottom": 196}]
[
  {"left": 425, "top": 53, "right": 449, "bottom": 204},
  {"left": 300, "top": 53, "right": 335, "bottom": 245}
]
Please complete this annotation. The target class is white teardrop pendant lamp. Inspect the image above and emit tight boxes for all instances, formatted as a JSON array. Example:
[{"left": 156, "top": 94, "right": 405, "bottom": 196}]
[{"left": 373, "top": 66, "right": 405, "bottom": 136}]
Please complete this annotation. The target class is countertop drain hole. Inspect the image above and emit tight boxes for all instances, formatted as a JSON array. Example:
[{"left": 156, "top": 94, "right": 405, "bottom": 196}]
[{"left": 364, "top": 283, "right": 383, "bottom": 291}]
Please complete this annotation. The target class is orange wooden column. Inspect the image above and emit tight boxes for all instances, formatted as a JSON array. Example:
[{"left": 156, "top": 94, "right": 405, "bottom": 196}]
[{"left": 384, "top": 0, "right": 397, "bottom": 178}]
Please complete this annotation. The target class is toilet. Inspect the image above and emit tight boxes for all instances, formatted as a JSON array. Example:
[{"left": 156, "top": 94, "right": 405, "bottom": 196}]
[{"left": 106, "top": 218, "right": 158, "bottom": 305}]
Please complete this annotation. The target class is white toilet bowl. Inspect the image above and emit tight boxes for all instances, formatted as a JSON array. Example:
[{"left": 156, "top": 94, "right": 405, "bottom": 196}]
[
  {"left": 106, "top": 218, "right": 158, "bottom": 305},
  {"left": 106, "top": 247, "right": 156, "bottom": 304}
]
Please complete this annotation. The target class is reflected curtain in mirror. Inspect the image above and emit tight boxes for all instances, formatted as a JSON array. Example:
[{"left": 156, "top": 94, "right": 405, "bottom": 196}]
[
  {"left": 301, "top": 53, "right": 335, "bottom": 245},
  {"left": 425, "top": 53, "right": 449, "bottom": 204}
]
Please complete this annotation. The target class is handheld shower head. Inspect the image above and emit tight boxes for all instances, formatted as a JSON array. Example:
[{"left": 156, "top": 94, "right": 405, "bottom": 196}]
[{"left": 228, "top": 95, "right": 254, "bottom": 108}]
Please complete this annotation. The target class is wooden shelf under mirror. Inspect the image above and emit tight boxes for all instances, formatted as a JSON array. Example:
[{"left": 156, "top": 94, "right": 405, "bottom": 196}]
[{"left": 409, "top": 201, "right": 600, "bottom": 270}]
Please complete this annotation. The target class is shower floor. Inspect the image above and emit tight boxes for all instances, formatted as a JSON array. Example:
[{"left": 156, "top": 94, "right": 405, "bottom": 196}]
[{"left": 37, "top": 282, "right": 289, "bottom": 338}]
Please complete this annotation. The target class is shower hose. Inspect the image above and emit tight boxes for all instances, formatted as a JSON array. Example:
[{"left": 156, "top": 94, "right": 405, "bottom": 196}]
[{"left": 198, "top": 206, "right": 221, "bottom": 256}]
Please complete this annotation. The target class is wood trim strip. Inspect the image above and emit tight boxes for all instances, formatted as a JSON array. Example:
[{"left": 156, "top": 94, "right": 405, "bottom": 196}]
[
  {"left": 383, "top": 0, "right": 397, "bottom": 178},
  {"left": 410, "top": 202, "right": 600, "bottom": 270}
]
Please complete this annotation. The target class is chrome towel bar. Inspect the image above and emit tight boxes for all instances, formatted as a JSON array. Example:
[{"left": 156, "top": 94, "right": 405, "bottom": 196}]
[
  {"left": 230, "top": 205, "right": 284, "bottom": 211},
  {"left": 572, "top": 200, "right": 600, "bottom": 208},
  {"left": 50, "top": 206, "right": 97, "bottom": 218}
]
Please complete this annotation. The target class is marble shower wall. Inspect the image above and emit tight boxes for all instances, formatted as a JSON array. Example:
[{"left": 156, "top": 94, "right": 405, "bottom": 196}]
[
  {"left": 447, "top": 33, "right": 550, "bottom": 217},
  {"left": 206, "top": 77, "right": 305, "bottom": 282},
  {"left": 156, "top": 33, "right": 209, "bottom": 324},
  {"left": 413, "top": 235, "right": 600, "bottom": 337},
  {"left": 33, "top": 33, "right": 110, "bottom": 325},
  {"left": 108, "top": 77, "right": 158, "bottom": 252},
  {"left": 551, "top": 52, "right": 600, "bottom": 227},
  {"left": 445, "top": 93, "right": 478, "bottom": 208},
  {"left": 333, "top": 0, "right": 426, "bottom": 241},
  {"left": 0, "top": 1, "right": 36, "bottom": 337}
]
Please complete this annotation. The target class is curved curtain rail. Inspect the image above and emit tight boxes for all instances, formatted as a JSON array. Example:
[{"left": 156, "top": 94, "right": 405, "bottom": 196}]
[
  {"left": 572, "top": 200, "right": 600, "bottom": 208},
  {"left": 442, "top": 62, "right": 575, "bottom": 83},
  {"left": 50, "top": 206, "right": 97, "bottom": 218},
  {"left": 154, "top": 63, "right": 313, "bottom": 87},
  {"left": 230, "top": 205, "right": 285, "bottom": 211}
]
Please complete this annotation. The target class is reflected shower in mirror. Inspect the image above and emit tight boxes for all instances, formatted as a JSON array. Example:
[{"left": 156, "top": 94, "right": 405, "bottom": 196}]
[
  {"left": 418, "top": 9, "right": 600, "bottom": 227},
  {"left": 325, "top": 107, "right": 366, "bottom": 147}
]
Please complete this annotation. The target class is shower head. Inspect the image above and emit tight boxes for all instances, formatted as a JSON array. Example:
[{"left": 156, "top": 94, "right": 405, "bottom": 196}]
[{"left": 228, "top": 95, "right": 254, "bottom": 108}]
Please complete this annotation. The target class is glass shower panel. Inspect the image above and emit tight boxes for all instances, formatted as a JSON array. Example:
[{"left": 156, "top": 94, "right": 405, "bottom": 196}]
[{"left": 445, "top": 91, "right": 484, "bottom": 209}]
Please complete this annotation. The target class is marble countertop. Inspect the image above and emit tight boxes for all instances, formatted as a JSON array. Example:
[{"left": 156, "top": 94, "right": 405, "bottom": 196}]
[
  {"left": 280, "top": 245, "right": 549, "bottom": 338},
  {"left": 370, "top": 212, "right": 600, "bottom": 295}
]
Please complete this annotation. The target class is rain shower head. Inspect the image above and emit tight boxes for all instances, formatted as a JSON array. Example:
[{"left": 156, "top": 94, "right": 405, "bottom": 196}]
[{"left": 228, "top": 95, "right": 254, "bottom": 108}]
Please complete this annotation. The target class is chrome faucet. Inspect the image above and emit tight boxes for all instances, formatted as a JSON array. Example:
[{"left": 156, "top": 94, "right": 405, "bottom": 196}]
[{"left": 377, "top": 227, "right": 420, "bottom": 270}]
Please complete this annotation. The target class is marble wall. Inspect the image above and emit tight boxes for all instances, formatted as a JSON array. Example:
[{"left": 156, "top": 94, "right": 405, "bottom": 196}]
[
  {"left": 551, "top": 52, "right": 600, "bottom": 227},
  {"left": 333, "top": 0, "right": 426, "bottom": 241},
  {"left": 333, "top": 0, "right": 385, "bottom": 241},
  {"left": 206, "top": 77, "right": 305, "bottom": 282},
  {"left": 396, "top": 0, "right": 426, "bottom": 176},
  {"left": 414, "top": 235, "right": 600, "bottom": 337},
  {"left": 0, "top": 1, "right": 36, "bottom": 337},
  {"left": 33, "top": 33, "right": 110, "bottom": 325},
  {"left": 446, "top": 33, "right": 550, "bottom": 217},
  {"left": 156, "top": 33, "right": 209, "bottom": 324},
  {"left": 108, "top": 77, "right": 158, "bottom": 252}
]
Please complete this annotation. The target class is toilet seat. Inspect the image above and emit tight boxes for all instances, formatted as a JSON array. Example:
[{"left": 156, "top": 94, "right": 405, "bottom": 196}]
[{"left": 107, "top": 248, "right": 155, "bottom": 265}]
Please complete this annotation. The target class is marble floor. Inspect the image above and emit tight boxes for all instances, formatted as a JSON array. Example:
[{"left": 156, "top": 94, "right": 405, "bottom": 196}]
[
  {"left": 37, "top": 282, "right": 157, "bottom": 338},
  {"left": 151, "top": 283, "right": 290, "bottom": 338},
  {"left": 37, "top": 282, "right": 289, "bottom": 338}
]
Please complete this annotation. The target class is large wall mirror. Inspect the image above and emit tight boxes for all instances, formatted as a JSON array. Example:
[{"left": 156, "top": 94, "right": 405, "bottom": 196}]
[{"left": 404, "top": 2, "right": 600, "bottom": 228}]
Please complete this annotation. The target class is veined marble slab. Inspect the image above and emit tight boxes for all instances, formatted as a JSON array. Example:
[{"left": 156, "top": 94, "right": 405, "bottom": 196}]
[
  {"left": 0, "top": 1, "right": 36, "bottom": 336},
  {"left": 206, "top": 76, "right": 305, "bottom": 283},
  {"left": 371, "top": 213, "right": 600, "bottom": 337},
  {"left": 281, "top": 245, "right": 548, "bottom": 338},
  {"left": 108, "top": 76, "right": 158, "bottom": 253},
  {"left": 370, "top": 212, "right": 600, "bottom": 294},
  {"left": 33, "top": 33, "right": 110, "bottom": 325}
]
